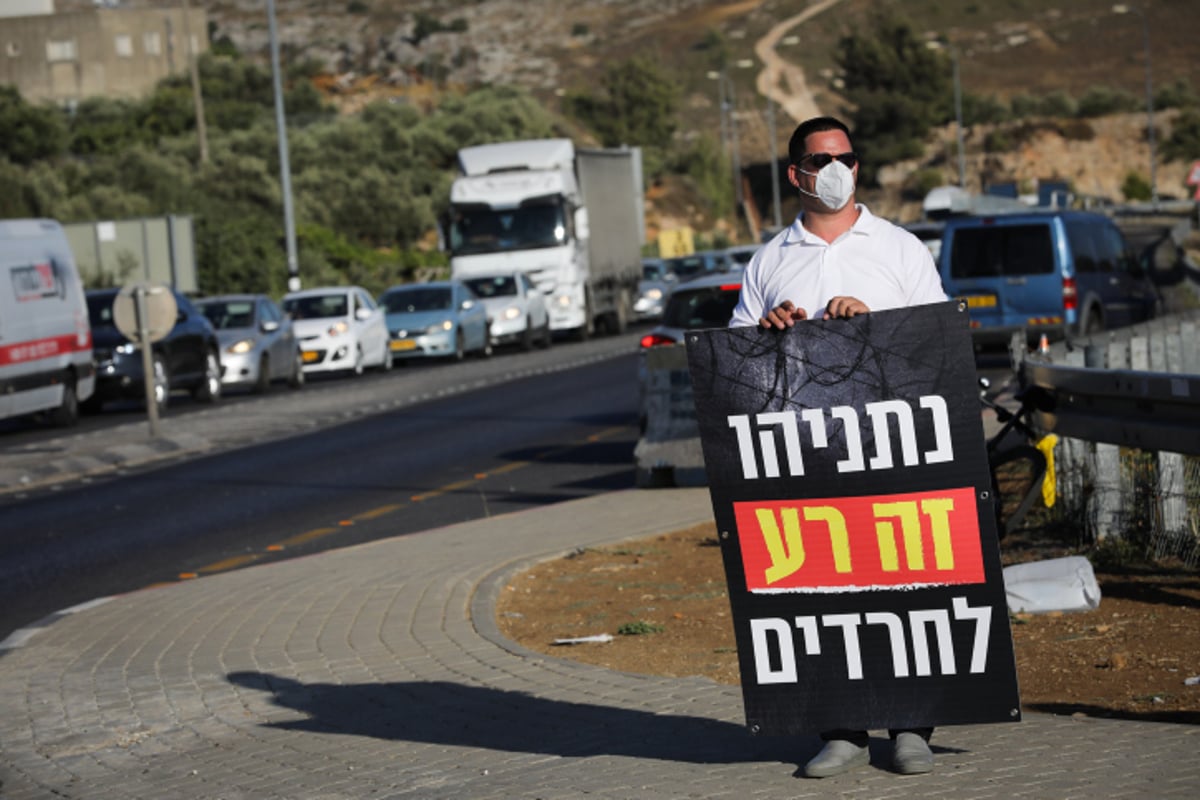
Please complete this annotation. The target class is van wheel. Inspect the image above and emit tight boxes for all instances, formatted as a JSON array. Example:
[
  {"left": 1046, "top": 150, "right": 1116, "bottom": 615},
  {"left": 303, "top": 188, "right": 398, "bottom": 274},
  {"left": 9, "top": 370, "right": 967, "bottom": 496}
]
[
  {"left": 48, "top": 379, "right": 79, "bottom": 427},
  {"left": 1082, "top": 309, "right": 1104, "bottom": 336}
]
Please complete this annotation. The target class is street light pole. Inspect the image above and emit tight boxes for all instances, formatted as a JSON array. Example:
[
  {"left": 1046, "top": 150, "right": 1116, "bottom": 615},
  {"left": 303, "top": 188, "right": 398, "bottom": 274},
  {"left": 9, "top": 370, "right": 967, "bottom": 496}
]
[
  {"left": 952, "top": 49, "right": 966, "bottom": 188},
  {"left": 1114, "top": 4, "right": 1158, "bottom": 208},
  {"left": 266, "top": 0, "right": 300, "bottom": 291}
]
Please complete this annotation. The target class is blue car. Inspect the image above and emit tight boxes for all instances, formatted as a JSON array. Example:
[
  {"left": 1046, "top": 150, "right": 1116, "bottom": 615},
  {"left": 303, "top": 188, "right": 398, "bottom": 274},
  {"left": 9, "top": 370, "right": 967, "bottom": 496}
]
[{"left": 379, "top": 280, "right": 491, "bottom": 361}]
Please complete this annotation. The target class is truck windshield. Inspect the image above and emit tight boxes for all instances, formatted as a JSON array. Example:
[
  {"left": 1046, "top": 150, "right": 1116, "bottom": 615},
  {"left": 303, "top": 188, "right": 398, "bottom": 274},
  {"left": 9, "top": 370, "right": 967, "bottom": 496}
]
[{"left": 450, "top": 201, "right": 567, "bottom": 256}]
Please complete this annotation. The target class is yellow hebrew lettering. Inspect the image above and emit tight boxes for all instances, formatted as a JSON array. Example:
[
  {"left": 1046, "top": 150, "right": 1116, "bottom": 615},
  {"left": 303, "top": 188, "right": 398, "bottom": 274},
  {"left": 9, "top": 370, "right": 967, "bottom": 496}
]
[
  {"left": 803, "top": 506, "right": 852, "bottom": 573},
  {"left": 873, "top": 501, "right": 924, "bottom": 570},
  {"left": 920, "top": 498, "right": 956, "bottom": 570},
  {"left": 756, "top": 507, "right": 805, "bottom": 585},
  {"left": 875, "top": 519, "right": 899, "bottom": 572}
]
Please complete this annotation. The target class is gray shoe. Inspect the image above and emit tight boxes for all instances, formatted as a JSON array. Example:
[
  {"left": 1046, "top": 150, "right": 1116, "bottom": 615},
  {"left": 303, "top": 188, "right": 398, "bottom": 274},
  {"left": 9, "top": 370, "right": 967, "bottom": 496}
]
[
  {"left": 803, "top": 739, "right": 870, "bottom": 778},
  {"left": 892, "top": 731, "right": 934, "bottom": 775}
]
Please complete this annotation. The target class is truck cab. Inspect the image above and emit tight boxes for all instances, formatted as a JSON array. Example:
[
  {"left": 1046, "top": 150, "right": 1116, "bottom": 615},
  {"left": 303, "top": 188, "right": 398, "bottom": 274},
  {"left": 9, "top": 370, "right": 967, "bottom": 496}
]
[{"left": 447, "top": 138, "right": 642, "bottom": 339}]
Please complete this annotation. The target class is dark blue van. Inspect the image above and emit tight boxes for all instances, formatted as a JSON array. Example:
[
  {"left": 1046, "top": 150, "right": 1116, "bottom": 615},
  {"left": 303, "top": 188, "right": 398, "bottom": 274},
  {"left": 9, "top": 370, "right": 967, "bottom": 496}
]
[{"left": 939, "top": 210, "right": 1158, "bottom": 345}]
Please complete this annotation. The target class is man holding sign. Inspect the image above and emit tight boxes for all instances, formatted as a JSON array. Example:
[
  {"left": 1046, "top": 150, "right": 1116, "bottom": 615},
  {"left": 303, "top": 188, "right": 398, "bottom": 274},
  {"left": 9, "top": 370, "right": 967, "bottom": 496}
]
[{"left": 708, "top": 117, "right": 1013, "bottom": 779}]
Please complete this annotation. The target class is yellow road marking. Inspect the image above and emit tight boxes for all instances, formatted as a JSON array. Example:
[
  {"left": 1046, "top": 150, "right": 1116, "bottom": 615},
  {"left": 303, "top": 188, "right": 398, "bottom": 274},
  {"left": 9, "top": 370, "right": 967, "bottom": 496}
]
[
  {"left": 166, "top": 424, "right": 630, "bottom": 584},
  {"left": 352, "top": 503, "right": 404, "bottom": 521},
  {"left": 275, "top": 526, "right": 339, "bottom": 548},
  {"left": 198, "top": 554, "right": 261, "bottom": 574}
]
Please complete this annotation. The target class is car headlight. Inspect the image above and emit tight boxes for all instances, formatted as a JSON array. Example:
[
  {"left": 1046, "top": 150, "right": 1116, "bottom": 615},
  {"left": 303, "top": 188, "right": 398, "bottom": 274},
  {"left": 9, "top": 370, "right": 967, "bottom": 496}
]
[
  {"left": 327, "top": 321, "right": 349, "bottom": 337},
  {"left": 439, "top": 320, "right": 453, "bottom": 331},
  {"left": 554, "top": 294, "right": 572, "bottom": 308},
  {"left": 115, "top": 342, "right": 137, "bottom": 355},
  {"left": 502, "top": 305, "right": 521, "bottom": 321},
  {"left": 642, "top": 288, "right": 663, "bottom": 301},
  {"left": 227, "top": 338, "right": 255, "bottom": 354}
]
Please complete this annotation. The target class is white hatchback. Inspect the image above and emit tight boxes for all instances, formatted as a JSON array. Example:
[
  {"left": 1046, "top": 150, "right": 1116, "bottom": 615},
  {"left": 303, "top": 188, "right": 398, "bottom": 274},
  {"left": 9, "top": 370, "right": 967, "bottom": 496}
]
[
  {"left": 459, "top": 272, "right": 552, "bottom": 350},
  {"left": 283, "top": 286, "right": 392, "bottom": 376}
]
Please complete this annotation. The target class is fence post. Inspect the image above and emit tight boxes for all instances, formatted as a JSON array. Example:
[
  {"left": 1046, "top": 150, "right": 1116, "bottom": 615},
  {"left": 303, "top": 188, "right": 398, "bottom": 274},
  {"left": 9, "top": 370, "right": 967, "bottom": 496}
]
[
  {"left": 1058, "top": 348, "right": 1088, "bottom": 520},
  {"left": 1090, "top": 339, "right": 1129, "bottom": 540},
  {"left": 1153, "top": 322, "right": 1190, "bottom": 554}
]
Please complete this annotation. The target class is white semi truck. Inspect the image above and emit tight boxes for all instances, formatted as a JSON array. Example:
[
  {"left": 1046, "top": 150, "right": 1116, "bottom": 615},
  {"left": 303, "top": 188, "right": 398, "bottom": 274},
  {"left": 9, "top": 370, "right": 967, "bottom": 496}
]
[{"left": 446, "top": 139, "right": 644, "bottom": 339}]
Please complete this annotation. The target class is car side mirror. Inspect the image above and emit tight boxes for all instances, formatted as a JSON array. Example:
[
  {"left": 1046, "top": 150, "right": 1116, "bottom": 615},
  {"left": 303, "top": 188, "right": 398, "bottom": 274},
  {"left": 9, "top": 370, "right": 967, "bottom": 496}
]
[
  {"left": 261, "top": 320, "right": 280, "bottom": 333},
  {"left": 355, "top": 307, "right": 372, "bottom": 321},
  {"left": 461, "top": 299, "right": 475, "bottom": 311}
]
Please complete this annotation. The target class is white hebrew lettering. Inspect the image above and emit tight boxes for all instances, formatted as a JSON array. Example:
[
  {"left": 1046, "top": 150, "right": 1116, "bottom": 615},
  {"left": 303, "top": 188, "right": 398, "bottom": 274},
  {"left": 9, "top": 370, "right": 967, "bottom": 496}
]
[
  {"left": 831, "top": 407, "right": 865, "bottom": 473},
  {"left": 864, "top": 612, "right": 910, "bottom": 677},
  {"left": 821, "top": 613, "right": 865, "bottom": 680},
  {"left": 953, "top": 596, "right": 991, "bottom": 674},
  {"left": 920, "top": 395, "right": 954, "bottom": 463},
  {"left": 866, "top": 400, "right": 920, "bottom": 470},
  {"left": 909, "top": 609, "right": 957, "bottom": 676},
  {"left": 728, "top": 395, "right": 954, "bottom": 481},
  {"left": 801, "top": 408, "right": 827, "bottom": 448},
  {"left": 794, "top": 615, "right": 821, "bottom": 655},
  {"left": 757, "top": 411, "right": 804, "bottom": 477},
  {"left": 728, "top": 415, "right": 758, "bottom": 480},
  {"left": 750, "top": 618, "right": 797, "bottom": 684}
]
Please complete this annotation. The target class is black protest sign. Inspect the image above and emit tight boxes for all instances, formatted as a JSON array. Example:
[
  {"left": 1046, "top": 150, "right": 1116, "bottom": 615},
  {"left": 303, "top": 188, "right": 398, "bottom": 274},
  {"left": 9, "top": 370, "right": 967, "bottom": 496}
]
[{"left": 685, "top": 301, "right": 1020, "bottom": 735}]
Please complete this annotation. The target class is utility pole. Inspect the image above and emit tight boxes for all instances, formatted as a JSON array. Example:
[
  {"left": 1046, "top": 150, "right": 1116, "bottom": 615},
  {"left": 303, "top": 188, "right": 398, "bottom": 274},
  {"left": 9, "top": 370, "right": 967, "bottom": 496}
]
[
  {"left": 181, "top": 0, "right": 208, "bottom": 164},
  {"left": 952, "top": 49, "right": 966, "bottom": 188},
  {"left": 267, "top": 0, "right": 300, "bottom": 291},
  {"left": 767, "top": 95, "right": 782, "bottom": 231},
  {"left": 1113, "top": 4, "right": 1158, "bottom": 208}
]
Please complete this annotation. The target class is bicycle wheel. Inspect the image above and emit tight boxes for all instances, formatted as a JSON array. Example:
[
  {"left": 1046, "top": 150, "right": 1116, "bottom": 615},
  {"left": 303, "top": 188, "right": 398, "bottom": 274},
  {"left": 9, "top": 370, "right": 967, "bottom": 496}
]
[{"left": 989, "top": 444, "right": 1048, "bottom": 538}]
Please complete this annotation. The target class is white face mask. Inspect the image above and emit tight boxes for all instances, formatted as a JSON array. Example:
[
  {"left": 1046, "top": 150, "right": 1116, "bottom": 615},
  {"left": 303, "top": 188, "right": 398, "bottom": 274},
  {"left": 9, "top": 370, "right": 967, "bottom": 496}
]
[{"left": 798, "top": 160, "right": 856, "bottom": 211}]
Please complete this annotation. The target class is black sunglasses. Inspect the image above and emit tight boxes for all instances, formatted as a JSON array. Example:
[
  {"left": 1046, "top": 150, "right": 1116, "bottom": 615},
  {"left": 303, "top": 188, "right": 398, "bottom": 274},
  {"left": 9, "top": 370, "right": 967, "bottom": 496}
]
[{"left": 799, "top": 152, "right": 859, "bottom": 169}]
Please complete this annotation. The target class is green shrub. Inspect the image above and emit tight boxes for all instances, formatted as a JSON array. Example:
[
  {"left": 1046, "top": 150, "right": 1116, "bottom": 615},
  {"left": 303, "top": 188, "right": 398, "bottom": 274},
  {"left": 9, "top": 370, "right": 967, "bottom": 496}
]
[
  {"left": 1060, "top": 119, "right": 1095, "bottom": 141},
  {"left": 617, "top": 621, "right": 664, "bottom": 636},
  {"left": 984, "top": 129, "right": 1013, "bottom": 153},
  {"left": 1121, "top": 171, "right": 1152, "bottom": 202}
]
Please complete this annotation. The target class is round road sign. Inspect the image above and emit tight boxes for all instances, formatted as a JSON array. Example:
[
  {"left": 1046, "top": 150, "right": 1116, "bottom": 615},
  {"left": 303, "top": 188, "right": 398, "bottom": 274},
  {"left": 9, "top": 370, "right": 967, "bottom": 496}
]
[{"left": 113, "top": 283, "right": 177, "bottom": 344}]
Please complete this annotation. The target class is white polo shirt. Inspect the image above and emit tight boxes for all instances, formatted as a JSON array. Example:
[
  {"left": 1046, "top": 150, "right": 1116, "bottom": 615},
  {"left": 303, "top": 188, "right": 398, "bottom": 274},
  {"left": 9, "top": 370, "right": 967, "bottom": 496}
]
[{"left": 728, "top": 204, "right": 948, "bottom": 328}]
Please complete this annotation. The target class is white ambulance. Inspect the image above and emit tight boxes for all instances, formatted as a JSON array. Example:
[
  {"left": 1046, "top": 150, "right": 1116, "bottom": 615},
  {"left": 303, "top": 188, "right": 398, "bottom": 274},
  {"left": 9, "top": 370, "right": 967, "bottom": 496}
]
[{"left": 0, "top": 219, "right": 95, "bottom": 426}]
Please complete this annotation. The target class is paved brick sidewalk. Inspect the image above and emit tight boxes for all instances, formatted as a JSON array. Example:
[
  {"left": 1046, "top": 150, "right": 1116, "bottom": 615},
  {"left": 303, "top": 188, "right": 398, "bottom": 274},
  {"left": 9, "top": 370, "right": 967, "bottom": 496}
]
[{"left": 1, "top": 489, "right": 1197, "bottom": 799}]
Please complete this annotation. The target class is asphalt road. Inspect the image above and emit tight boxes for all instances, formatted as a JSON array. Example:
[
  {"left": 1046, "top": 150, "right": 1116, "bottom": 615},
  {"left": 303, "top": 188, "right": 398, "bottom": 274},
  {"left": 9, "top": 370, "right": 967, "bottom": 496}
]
[
  {"left": 0, "top": 318, "right": 1018, "bottom": 644},
  {"left": 0, "top": 337, "right": 643, "bottom": 641}
]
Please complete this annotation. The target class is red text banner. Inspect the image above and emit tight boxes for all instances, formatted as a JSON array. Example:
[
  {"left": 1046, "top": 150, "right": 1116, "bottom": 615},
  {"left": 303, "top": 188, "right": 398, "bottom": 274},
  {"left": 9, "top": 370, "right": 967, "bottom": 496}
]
[{"left": 734, "top": 487, "right": 984, "bottom": 592}]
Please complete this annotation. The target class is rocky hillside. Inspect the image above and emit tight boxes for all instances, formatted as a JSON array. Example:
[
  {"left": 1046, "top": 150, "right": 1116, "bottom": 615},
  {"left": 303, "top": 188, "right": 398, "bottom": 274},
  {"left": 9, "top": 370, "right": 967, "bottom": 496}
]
[{"left": 63, "top": 1, "right": 1198, "bottom": 228}]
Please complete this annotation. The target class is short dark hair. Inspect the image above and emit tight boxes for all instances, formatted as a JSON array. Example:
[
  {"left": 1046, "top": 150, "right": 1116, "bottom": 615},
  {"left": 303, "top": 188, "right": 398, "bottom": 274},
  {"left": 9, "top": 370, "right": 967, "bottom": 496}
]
[{"left": 788, "top": 116, "right": 852, "bottom": 165}]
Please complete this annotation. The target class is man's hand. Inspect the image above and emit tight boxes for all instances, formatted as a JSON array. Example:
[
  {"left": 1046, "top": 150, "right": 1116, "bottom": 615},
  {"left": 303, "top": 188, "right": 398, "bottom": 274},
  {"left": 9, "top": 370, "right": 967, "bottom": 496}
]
[
  {"left": 760, "top": 300, "right": 807, "bottom": 329},
  {"left": 823, "top": 296, "right": 869, "bottom": 319}
]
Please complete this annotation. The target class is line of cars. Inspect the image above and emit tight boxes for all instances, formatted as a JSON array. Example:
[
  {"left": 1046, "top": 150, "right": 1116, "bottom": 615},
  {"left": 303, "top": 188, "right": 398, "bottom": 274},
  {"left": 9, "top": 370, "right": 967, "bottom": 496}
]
[
  {"left": 75, "top": 269, "right": 552, "bottom": 417},
  {"left": 634, "top": 245, "right": 756, "bottom": 323}
]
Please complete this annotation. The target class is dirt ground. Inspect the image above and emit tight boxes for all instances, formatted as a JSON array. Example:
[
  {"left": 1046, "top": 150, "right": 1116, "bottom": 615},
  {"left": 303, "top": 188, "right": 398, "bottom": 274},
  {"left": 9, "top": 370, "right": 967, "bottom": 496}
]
[{"left": 496, "top": 521, "right": 1200, "bottom": 725}]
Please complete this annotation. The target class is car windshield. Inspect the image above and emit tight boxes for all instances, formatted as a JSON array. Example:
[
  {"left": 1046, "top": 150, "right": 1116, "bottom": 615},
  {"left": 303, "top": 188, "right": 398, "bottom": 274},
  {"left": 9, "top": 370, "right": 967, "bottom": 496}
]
[
  {"left": 643, "top": 262, "right": 667, "bottom": 281},
  {"left": 463, "top": 276, "right": 516, "bottom": 298},
  {"left": 284, "top": 294, "right": 348, "bottom": 320},
  {"left": 381, "top": 287, "right": 453, "bottom": 313},
  {"left": 662, "top": 285, "right": 741, "bottom": 329},
  {"left": 85, "top": 293, "right": 118, "bottom": 326},
  {"left": 198, "top": 300, "right": 256, "bottom": 330},
  {"left": 449, "top": 201, "right": 567, "bottom": 256},
  {"left": 665, "top": 255, "right": 711, "bottom": 280}
]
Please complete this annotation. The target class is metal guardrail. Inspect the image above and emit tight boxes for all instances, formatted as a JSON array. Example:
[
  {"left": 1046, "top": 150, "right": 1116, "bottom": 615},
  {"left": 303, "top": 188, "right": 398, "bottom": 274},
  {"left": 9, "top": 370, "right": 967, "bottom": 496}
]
[
  {"left": 1013, "top": 309, "right": 1200, "bottom": 560},
  {"left": 1015, "top": 310, "right": 1200, "bottom": 453}
]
